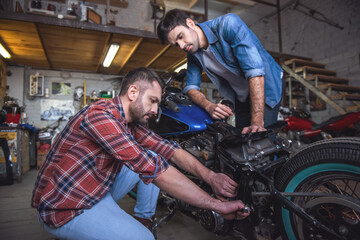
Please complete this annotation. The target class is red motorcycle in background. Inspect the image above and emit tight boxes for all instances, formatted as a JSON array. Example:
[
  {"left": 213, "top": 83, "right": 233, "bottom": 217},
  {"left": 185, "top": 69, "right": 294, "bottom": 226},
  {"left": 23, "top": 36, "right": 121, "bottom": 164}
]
[{"left": 279, "top": 107, "right": 360, "bottom": 150}]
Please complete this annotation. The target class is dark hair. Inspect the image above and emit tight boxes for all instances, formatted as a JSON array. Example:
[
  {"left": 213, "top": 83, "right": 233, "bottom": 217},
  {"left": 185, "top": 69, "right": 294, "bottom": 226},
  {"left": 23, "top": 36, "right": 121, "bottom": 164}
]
[
  {"left": 157, "top": 9, "right": 190, "bottom": 45},
  {"left": 119, "top": 67, "right": 164, "bottom": 96}
]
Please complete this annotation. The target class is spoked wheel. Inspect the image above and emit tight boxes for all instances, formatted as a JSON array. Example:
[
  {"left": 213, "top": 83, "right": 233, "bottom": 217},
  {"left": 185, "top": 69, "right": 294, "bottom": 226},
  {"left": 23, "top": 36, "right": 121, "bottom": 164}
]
[{"left": 275, "top": 137, "right": 360, "bottom": 240}]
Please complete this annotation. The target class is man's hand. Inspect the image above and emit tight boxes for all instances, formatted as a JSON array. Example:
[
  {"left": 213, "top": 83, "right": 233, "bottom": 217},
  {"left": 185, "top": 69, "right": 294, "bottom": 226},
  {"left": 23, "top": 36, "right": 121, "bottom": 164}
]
[
  {"left": 209, "top": 172, "right": 238, "bottom": 198},
  {"left": 241, "top": 123, "right": 266, "bottom": 134},
  {"left": 187, "top": 89, "right": 233, "bottom": 120},
  {"left": 215, "top": 199, "right": 250, "bottom": 220},
  {"left": 207, "top": 103, "right": 233, "bottom": 120},
  {"left": 154, "top": 165, "right": 250, "bottom": 222}
]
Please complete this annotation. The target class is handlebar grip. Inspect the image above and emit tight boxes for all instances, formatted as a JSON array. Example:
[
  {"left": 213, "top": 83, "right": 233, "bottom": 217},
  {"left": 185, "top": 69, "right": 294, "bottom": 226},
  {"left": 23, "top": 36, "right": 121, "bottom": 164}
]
[{"left": 165, "top": 100, "right": 180, "bottom": 113}]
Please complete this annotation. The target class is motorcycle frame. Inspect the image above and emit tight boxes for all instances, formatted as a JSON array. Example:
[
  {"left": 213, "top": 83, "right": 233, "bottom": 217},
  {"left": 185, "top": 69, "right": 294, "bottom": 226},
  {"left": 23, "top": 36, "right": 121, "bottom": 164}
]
[
  {"left": 236, "top": 160, "right": 346, "bottom": 240},
  {"left": 205, "top": 128, "right": 345, "bottom": 239}
]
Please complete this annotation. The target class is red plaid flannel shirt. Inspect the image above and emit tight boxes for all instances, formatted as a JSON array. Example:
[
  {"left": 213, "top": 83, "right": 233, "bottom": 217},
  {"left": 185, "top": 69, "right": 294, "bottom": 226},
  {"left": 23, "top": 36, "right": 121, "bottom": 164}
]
[{"left": 31, "top": 96, "right": 180, "bottom": 227}]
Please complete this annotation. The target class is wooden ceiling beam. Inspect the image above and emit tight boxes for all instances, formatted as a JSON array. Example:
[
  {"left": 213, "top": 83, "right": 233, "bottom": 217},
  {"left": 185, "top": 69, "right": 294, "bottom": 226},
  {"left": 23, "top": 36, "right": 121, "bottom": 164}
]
[
  {"left": 168, "top": 56, "right": 187, "bottom": 72},
  {"left": 96, "top": 33, "right": 113, "bottom": 73},
  {"left": 118, "top": 37, "right": 143, "bottom": 74},
  {"left": 35, "top": 23, "right": 52, "bottom": 69},
  {"left": 145, "top": 44, "right": 171, "bottom": 68}
]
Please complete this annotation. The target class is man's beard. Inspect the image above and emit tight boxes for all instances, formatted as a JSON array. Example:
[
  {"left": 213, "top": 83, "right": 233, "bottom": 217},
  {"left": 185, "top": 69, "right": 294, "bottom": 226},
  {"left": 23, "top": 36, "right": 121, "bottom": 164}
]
[
  {"left": 129, "top": 96, "right": 148, "bottom": 126},
  {"left": 189, "top": 28, "right": 200, "bottom": 53}
]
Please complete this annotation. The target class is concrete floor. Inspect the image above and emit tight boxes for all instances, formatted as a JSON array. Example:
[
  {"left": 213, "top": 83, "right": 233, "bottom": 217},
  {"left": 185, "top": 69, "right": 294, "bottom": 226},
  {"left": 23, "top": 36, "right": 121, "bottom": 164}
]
[{"left": 0, "top": 169, "right": 238, "bottom": 240}]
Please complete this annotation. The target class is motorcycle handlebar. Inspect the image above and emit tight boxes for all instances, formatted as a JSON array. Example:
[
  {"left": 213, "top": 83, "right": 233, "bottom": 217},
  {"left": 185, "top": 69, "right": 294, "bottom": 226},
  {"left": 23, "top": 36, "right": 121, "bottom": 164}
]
[{"left": 165, "top": 99, "right": 180, "bottom": 113}]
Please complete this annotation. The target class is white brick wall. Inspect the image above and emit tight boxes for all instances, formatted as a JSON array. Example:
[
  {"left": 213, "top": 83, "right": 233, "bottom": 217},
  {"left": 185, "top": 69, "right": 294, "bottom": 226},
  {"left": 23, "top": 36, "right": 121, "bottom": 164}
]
[
  {"left": 7, "top": 67, "right": 120, "bottom": 129},
  {"left": 244, "top": 0, "right": 360, "bottom": 122},
  {"left": 247, "top": 0, "right": 360, "bottom": 87}
]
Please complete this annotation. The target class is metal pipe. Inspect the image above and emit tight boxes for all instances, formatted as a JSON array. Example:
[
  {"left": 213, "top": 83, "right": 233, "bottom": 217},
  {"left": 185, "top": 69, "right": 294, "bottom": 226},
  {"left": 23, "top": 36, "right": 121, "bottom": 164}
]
[
  {"left": 277, "top": 0, "right": 283, "bottom": 53},
  {"left": 106, "top": 0, "right": 110, "bottom": 24},
  {"left": 204, "top": 0, "right": 208, "bottom": 21}
]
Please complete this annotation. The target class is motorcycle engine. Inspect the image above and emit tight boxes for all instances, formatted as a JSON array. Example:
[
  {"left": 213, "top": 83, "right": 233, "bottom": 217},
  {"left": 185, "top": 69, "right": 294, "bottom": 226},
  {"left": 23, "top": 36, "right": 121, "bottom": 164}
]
[
  {"left": 210, "top": 122, "right": 285, "bottom": 170},
  {"left": 182, "top": 133, "right": 215, "bottom": 168},
  {"left": 219, "top": 136, "right": 277, "bottom": 165}
]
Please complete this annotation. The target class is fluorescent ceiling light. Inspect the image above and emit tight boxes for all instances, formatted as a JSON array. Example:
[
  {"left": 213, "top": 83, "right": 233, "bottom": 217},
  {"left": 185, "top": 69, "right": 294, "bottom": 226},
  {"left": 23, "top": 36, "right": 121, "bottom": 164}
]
[
  {"left": 0, "top": 43, "right": 11, "bottom": 59},
  {"left": 103, "top": 43, "right": 119, "bottom": 68},
  {"left": 174, "top": 62, "right": 187, "bottom": 73}
]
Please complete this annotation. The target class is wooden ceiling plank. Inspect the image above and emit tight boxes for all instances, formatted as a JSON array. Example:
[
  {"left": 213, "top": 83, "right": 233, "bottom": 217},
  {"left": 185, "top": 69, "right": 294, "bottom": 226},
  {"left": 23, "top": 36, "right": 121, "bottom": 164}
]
[
  {"left": 168, "top": 57, "right": 187, "bottom": 72},
  {"left": 96, "top": 33, "right": 113, "bottom": 73},
  {"left": 145, "top": 44, "right": 171, "bottom": 68},
  {"left": 0, "top": 15, "right": 188, "bottom": 75},
  {"left": 35, "top": 23, "right": 52, "bottom": 69},
  {"left": 38, "top": 24, "right": 108, "bottom": 71},
  {"left": 118, "top": 37, "right": 143, "bottom": 74},
  {"left": 0, "top": 19, "right": 48, "bottom": 68}
]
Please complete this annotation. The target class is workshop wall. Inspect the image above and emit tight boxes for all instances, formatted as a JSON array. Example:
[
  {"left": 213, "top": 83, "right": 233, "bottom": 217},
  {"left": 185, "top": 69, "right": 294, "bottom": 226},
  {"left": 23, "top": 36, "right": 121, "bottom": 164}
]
[
  {"left": 6, "top": 66, "right": 24, "bottom": 106},
  {"left": 247, "top": 0, "right": 360, "bottom": 87},
  {"left": 243, "top": 0, "right": 360, "bottom": 122},
  {"left": 7, "top": 66, "right": 121, "bottom": 129}
]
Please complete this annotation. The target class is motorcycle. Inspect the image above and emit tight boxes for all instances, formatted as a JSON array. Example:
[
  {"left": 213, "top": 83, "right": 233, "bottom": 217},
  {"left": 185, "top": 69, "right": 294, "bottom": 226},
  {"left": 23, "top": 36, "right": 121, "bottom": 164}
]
[
  {"left": 134, "top": 71, "right": 360, "bottom": 240},
  {"left": 279, "top": 107, "right": 360, "bottom": 150},
  {"left": 38, "top": 116, "right": 65, "bottom": 146}
]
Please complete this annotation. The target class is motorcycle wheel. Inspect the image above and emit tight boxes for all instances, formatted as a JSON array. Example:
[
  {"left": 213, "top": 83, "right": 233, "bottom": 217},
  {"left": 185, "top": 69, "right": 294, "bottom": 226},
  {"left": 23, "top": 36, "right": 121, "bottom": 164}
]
[
  {"left": 128, "top": 186, "right": 137, "bottom": 200},
  {"left": 274, "top": 137, "right": 360, "bottom": 240}
]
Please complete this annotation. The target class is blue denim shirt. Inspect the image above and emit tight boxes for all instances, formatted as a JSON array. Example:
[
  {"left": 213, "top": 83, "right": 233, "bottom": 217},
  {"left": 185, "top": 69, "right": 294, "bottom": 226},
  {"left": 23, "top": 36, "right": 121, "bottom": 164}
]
[{"left": 183, "top": 13, "right": 283, "bottom": 108}]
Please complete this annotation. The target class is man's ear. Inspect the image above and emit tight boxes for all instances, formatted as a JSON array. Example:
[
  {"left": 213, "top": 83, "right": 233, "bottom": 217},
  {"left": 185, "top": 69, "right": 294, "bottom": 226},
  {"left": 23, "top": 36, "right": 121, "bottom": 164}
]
[
  {"left": 127, "top": 84, "right": 139, "bottom": 101},
  {"left": 186, "top": 18, "right": 195, "bottom": 28}
]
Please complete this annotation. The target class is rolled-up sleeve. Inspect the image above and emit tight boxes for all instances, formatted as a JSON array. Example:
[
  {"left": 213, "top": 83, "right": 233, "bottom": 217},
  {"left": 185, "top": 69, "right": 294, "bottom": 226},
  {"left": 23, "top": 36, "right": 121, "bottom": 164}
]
[
  {"left": 183, "top": 54, "right": 203, "bottom": 94},
  {"left": 80, "top": 107, "right": 170, "bottom": 184},
  {"left": 132, "top": 124, "right": 180, "bottom": 160},
  {"left": 132, "top": 124, "right": 181, "bottom": 182},
  {"left": 222, "top": 14, "right": 265, "bottom": 80}
]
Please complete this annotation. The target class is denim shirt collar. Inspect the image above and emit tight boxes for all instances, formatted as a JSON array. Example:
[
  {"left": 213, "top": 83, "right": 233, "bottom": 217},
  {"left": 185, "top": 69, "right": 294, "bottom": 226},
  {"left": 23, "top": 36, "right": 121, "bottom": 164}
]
[{"left": 197, "top": 23, "right": 218, "bottom": 45}]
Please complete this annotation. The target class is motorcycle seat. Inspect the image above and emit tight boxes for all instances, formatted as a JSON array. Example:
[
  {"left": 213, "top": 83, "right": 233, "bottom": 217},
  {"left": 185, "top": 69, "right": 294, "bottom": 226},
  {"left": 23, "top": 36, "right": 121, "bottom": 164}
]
[{"left": 208, "top": 122, "right": 269, "bottom": 144}]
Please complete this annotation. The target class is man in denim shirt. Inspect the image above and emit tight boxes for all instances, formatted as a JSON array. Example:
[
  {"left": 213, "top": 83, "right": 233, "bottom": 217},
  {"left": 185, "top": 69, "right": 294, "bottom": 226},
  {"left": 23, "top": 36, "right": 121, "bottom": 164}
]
[{"left": 157, "top": 9, "right": 283, "bottom": 133}]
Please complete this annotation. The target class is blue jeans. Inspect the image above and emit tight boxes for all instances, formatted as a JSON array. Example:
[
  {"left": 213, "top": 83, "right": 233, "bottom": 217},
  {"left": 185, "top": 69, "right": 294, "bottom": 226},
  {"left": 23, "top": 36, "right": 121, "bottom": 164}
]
[{"left": 39, "top": 166, "right": 160, "bottom": 240}]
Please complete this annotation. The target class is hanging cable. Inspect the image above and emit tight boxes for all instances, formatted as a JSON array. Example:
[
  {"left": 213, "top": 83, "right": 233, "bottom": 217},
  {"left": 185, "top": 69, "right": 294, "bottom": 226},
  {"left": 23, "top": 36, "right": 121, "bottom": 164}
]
[{"left": 292, "top": 0, "right": 344, "bottom": 30}]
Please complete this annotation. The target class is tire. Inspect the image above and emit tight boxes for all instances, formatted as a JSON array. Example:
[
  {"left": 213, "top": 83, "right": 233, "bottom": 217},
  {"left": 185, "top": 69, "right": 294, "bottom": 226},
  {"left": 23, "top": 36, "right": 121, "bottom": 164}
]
[{"left": 274, "top": 137, "right": 360, "bottom": 240}]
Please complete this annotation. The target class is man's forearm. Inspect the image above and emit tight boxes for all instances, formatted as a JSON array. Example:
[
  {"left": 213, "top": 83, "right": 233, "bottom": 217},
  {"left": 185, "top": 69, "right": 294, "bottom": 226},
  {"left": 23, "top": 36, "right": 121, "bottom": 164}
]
[
  {"left": 153, "top": 165, "right": 219, "bottom": 210},
  {"left": 170, "top": 149, "right": 215, "bottom": 186},
  {"left": 187, "top": 89, "right": 213, "bottom": 113},
  {"left": 153, "top": 165, "right": 247, "bottom": 219},
  {"left": 249, "top": 76, "right": 265, "bottom": 126}
]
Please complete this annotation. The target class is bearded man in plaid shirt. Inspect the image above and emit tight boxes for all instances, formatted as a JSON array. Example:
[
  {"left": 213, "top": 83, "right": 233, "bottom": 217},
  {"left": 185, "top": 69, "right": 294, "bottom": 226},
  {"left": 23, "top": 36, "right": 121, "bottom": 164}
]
[{"left": 32, "top": 67, "right": 249, "bottom": 240}]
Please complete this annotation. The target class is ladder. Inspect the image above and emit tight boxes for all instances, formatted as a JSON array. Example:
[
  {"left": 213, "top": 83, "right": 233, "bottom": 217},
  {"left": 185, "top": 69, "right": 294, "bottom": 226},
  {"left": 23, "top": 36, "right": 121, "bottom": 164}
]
[{"left": 281, "top": 58, "right": 360, "bottom": 114}]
